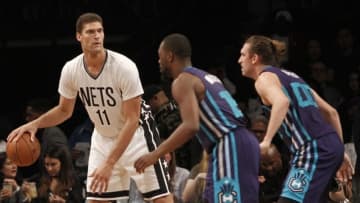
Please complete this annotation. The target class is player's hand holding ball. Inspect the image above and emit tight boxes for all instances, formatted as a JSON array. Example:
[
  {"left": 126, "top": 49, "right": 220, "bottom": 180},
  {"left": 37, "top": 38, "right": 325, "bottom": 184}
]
[{"left": 6, "top": 132, "right": 41, "bottom": 167}]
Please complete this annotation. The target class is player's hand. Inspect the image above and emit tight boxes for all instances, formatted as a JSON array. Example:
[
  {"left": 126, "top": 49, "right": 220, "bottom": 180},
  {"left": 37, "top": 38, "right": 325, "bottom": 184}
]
[
  {"left": 259, "top": 139, "right": 271, "bottom": 155},
  {"left": 336, "top": 152, "right": 354, "bottom": 183},
  {"left": 88, "top": 162, "right": 113, "bottom": 193},
  {"left": 7, "top": 123, "right": 38, "bottom": 142},
  {"left": 134, "top": 151, "right": 158, "bottom": 173}
]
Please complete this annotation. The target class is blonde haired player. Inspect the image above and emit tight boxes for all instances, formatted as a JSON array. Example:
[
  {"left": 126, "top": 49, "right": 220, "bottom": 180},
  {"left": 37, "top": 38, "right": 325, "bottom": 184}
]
[
  {"left": 7, "top": 12, "right": 173, "bottom": 203},
  {"left": 238, "top": 35, "right": 353, "bottom": 203}
]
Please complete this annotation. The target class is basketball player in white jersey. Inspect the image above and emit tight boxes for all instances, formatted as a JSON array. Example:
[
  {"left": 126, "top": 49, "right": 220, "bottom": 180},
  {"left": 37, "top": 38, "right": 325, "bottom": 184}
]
[{"left": 7, "top": 12, "right": 173, "bottom": 203}]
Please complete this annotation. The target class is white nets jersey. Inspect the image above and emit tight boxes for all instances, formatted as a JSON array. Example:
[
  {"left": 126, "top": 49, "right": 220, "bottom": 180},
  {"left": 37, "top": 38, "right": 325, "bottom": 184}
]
[{"left": 58, "top": 49, "right": 144, "bottom": 138}]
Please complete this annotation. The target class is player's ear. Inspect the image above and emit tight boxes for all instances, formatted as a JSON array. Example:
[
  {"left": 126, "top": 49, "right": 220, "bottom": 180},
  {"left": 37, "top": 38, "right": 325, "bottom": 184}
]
[
  {"left": 167, "top": 52, "right": 174, "bottom": 62},
  {"left": 251, "top": 53, "right": 259, "bottom": 64},
  {"left": 76, "top": 32, "right": 81, "bottom": 42}
]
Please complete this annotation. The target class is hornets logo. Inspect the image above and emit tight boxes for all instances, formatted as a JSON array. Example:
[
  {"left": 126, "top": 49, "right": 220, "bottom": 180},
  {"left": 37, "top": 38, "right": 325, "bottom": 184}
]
[
  {"left": 288, "top": 169, "right": 307, "bottom": 192},
  {"left": 217, "top": 178, "right": 238, "bottom": 203}
]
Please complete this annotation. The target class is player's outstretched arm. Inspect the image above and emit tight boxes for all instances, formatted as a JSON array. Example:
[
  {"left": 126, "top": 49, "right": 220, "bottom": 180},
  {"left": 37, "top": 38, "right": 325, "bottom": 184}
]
[
  {"left": 134, "top": 73, "right": 200, "bottom": 173},
  {"left": 7, "top": 96, "right": 76, "bottom": 142}
]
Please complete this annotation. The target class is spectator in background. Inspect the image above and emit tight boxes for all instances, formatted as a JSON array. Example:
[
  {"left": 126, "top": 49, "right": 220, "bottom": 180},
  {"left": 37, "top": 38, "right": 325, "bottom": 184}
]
[
  {"left": 37, "top": 145, "right": 83, "bottom": 203},
  {"left": 330, "top": 25, "right": 360, "bottom": 92},
  {"left": 258, "top": 144, "right": 284, "bottom": 203},
  {"left": 0, "top": 152, "right": 31, "bottom": 202},
  {"left": 343, "top": 71, "right": 360, "bottom": 100},
  {"left": 305, "top": 61, "right": 343, "bottom": 108},
  {"left": 250, "top": 114, "right": 268, "bottom": 142},
  {"left": 164, "top": 150, "right": 189, "bottom": 203},
  {"left": 338, "top": 71, "right": 360, "bottom": 144},
  {"left": 305, "top": 39, "right": 323, "bottom": 63},
  {"left": 207, "top": 64, "right": 237, "bottom": 96},
  {"left": 143, "top": 85, "right": 181, "bottom": 139},
  {"left": 182, "top": 150, "right": 208, "bottom": 203},
  {"left": 297, "top": 38, "right": 329, "bottom": 79},
  {"left": 269, "top": 8, "right": 294, "bottom": 67}
]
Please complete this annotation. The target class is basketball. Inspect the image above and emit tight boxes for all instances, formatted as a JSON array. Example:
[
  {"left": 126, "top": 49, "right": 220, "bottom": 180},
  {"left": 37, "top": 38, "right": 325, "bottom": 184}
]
[{"left": 6, "top": 132, "right": 41, "bottom": 167}]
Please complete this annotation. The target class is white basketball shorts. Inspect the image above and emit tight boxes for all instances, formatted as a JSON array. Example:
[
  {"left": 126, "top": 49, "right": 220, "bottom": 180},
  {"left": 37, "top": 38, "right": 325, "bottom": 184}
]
[{"left": 86, "top": 124, "right": 171, "bottom": 201}]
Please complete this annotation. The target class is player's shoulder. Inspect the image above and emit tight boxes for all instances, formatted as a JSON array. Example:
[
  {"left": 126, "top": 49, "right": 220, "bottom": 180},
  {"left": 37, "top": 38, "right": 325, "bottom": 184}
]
[
  {"left": 64, "top": 53, "right": 84, "bottom": 68},
  {"left": 106, "top": 50, "right": 139, "bottom": 75},
  {"left": 107, "top": 49, "right": 136, "bottom": 66}
]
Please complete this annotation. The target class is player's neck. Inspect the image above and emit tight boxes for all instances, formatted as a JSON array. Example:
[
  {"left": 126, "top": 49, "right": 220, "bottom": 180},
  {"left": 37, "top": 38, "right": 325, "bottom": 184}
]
[
  {"left": 177, "top": 60, "right": 192, "bottom": 71},
  {"left": 84, "top": 49, "right": 106, "bottom": 66},
  {"left": 84, "top": 49, "right": 106, "bottom": 69},
  {"left": 171, "top": 59, "right": 192, "bottom": 78},
  {"left": 83, "top": 50, "right": 107, "bottom": 77}
]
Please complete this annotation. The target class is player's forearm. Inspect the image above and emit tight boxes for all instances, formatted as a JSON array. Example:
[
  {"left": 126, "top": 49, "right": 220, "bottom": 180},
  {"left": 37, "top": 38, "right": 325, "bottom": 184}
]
[
  {"left": 153, "top": 123, "right": 197, "bottom": 159},
  {"left": 32, "top": 106, "right": 72, "bottom": 129},
  {"left": 263, "top": 99, "right": 289, "bottom": 143},
  {"left": 323, "top": 108, "right": 343, "bottom": 142},
  {"left": 106, "top": 120, "right": 138, "bottom": 165}
]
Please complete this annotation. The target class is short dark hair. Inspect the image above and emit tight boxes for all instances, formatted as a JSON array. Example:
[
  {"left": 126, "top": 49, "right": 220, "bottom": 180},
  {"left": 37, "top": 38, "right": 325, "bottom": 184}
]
[
  {"left": 76, "top": 12, "right": 103, "bottom": 33},
  {"left": 162, "top": 33, "right": 192, "bottom": 59},
  {"left": 143, "top": 84, "right": 163, "bottom": 102}
]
